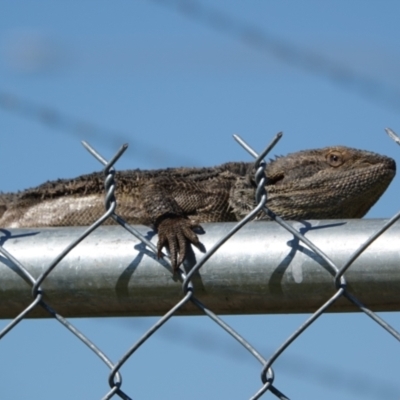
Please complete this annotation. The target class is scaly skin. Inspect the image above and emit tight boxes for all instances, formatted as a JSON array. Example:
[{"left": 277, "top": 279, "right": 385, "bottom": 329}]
[{"left": 0, "top": 146, "right": 396, "bottom": 270}]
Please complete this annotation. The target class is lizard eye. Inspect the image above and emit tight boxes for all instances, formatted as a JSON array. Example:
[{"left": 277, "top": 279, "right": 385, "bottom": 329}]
[{"left": 326, "top": 151, "right": 344, "bottom": 167}]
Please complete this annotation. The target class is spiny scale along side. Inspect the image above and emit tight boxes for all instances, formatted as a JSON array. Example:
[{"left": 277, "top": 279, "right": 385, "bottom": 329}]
[{"left": 0, "top": 145, "right": 396, "bottom": 270}]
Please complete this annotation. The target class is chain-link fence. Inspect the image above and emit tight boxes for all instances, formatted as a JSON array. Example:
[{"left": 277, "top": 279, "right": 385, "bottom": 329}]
[{"left": 0, "top": 130, "right": 399, "bottom": 399}]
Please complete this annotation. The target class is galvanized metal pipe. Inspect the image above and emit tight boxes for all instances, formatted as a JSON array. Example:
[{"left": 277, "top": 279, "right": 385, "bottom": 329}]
[{"left": 0, "top": 219, "right": 399, "bottom": 318}]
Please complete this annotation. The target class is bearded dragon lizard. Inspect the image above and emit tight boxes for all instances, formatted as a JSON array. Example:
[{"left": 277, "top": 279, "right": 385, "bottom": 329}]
[{"left": 0, "top": 146, "right": 396, "bottom": 270}]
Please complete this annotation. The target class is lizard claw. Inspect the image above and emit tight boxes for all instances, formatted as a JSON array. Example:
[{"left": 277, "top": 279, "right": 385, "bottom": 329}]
[{"left": 156, "top": 216, "right": 201, "bottom": 271}]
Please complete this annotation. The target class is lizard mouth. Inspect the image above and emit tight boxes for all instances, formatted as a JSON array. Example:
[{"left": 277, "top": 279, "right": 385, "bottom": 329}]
[{"left": 383, "top": 157, "right": 396, "bottom": 172}]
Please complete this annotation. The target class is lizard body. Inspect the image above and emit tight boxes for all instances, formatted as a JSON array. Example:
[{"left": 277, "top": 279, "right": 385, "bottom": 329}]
[{"left": 0, "top": 146, "right": 396, "bottom": 269}]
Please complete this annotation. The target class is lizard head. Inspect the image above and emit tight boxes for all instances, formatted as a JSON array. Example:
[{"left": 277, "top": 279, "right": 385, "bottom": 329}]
[{"left": 264, "top": 146, "right": 396, "bottom": 219}]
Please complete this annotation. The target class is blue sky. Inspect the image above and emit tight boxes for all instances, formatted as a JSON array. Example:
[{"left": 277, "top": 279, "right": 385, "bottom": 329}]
[{"left": 1, "top": 1, "right": 400, "bottom": 399}]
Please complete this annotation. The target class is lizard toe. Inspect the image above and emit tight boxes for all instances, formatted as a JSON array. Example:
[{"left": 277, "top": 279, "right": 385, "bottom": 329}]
[{"left": 156, "top": 216, "right": 202, "bottom": 271}]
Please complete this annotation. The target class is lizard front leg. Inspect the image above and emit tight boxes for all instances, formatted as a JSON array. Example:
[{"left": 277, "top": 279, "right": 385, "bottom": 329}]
[{"left": 140, "top": 180, "right": 201, "bottom": 271}]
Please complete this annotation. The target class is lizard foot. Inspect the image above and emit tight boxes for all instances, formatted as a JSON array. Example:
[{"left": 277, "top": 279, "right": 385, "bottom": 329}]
[{"left": 156, "top": 216, "right": 202, "bottom": 271}]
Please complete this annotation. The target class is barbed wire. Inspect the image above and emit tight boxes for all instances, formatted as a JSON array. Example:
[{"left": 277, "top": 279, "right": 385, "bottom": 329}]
[
  {"left": 119, "top": 317, "right": 400, "bottom": 399},
  {"left": 0, "top": 91, "right": 196, "bottom": 168},
  {"left": 2, "top": 1, "right": 398, "bottom": 170},
  {"left": 0, "top": 128, "right": 399, "bottom": 398},
  {"left": 150, "top": 0, "right": 400, "bottom": 112}
]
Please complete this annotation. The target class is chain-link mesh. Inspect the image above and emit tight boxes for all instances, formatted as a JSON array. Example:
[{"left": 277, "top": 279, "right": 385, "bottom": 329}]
[{"left": 1, "top": 130, "right": 400, "bottom": 400}]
